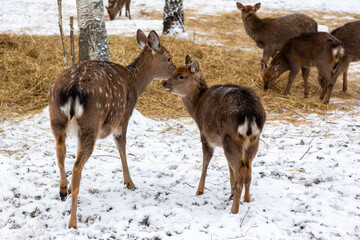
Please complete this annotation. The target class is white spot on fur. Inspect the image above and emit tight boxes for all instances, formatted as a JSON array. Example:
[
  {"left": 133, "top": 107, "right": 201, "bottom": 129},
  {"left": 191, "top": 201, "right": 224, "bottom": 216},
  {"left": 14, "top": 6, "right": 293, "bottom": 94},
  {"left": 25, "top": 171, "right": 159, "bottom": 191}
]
[
  {"left": 99, "top": 87, "right": 103, "bottom": 94},
  {"left": 237, "top": 117, "right": 249, "bottom": 137}
]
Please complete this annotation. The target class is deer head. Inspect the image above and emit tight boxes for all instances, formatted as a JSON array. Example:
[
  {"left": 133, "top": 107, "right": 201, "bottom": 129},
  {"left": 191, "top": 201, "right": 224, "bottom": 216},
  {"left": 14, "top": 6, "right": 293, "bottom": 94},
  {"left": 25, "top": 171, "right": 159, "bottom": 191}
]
[
  {"left": 163, "top": 55, "right": 205, "bottom": 97},
  {"left": 236, "top": 2, "right": 261, "bottom": 20},
  {"left": 262, "top": 52, "right": 288, "bottom": 90}
]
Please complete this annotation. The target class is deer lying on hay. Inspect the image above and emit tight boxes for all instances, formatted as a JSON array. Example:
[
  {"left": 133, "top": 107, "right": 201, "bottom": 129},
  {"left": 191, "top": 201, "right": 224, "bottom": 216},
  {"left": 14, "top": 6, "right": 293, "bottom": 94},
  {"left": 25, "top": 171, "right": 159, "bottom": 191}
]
[
  {"left": 48, "top": 29, "right": 175, "bottom": 228},
  {"left": 262, "top": 32, "right": 344, "bottom": 104},
  {"left": 163, "top": 55, "right": 266, "bottom": 214},
  {"left": 236, "top": 2, "right": 317, "bottom": 70}
]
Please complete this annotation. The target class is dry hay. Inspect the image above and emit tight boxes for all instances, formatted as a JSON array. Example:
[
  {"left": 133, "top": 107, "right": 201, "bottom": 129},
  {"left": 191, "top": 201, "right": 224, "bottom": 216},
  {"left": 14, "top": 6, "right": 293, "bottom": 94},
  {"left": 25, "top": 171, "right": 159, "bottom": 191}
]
[{"left": 0, "top": 9, "right": 360, "bottom": 122}]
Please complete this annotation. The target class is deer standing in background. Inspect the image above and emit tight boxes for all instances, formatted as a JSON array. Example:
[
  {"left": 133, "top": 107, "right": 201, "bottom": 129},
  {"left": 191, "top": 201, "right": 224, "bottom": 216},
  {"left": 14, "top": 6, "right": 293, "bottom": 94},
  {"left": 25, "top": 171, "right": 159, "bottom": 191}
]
[
  {"left": 48, "top": 29, "right": 175, "bottom": 229},
  {"left": 236, "top": 2, "right": 317, "bottom": 69},
  {"left": 107, "top": 0, "right": 131, "bottom": 20},
  {"left": 163, "top": 56, "right": 266, "bottom": 214},
  {"left": 262, "top": 32, "right": 344, "bottom": 104},
  {"left": 318, "top": 20, "right": 360, "bottom": 93}
]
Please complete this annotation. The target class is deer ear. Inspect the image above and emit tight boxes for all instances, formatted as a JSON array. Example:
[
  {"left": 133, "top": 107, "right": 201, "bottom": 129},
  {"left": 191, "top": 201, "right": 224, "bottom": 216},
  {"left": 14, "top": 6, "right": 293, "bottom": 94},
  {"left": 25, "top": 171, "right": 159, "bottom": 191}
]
[
  {"left": 185, "top": 55, "right": 192, "bottom": 65},
  {"left": 136, "top": 29, "right": 147, "bottom": 49},
  {"left": 236, "top": 2, "right": 244, "bottom": 10},
  {"left": 254, "top": 2, "right": 261, "bottom": 11},
  {"left": 190, "top": 60, "right": 200, "bottom": 74},
  {"left": 148, "top": 30, "right": 161, "bottom": 52}
]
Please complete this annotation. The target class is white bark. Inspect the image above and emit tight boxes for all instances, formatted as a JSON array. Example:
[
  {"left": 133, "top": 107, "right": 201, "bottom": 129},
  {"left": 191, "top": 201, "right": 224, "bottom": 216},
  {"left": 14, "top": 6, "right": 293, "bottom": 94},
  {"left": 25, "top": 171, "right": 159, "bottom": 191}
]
[{"left": 76, "top": 0, "right": 110, "bottom": 62}]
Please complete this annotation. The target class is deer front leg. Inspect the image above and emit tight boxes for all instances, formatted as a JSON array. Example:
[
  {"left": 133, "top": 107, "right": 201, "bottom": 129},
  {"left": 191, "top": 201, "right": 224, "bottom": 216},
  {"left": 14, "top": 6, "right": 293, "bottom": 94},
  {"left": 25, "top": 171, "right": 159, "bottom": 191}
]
[
  {"left": 301, "top": 67, "right": 311, "bottom": 98},
  {"left": 261, "top": 46, "right": 274, "bottom": 70},
  {"left": 114, "top": 124, "right": 135, "bottom": 189},
  {"left": 284, "top": 65, "right": 300, "bottom": 95},
  {"left": 196, "top": 140, "right": 214, "bottom": 195}
]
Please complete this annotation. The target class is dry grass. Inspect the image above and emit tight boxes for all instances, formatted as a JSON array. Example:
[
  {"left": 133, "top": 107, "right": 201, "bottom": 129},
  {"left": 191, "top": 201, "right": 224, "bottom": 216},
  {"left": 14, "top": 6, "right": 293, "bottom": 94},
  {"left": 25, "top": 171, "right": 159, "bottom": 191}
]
[{"left": 1, "top": 9, "right": 360, "bottom": 122}]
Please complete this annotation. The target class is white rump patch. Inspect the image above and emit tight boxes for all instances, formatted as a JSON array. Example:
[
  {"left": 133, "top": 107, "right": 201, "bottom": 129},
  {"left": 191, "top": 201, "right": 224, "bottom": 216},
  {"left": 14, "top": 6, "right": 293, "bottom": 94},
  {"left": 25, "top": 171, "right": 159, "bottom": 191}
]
[
  {"left": 60, "top": 98, "right": 72, "bottom": 119},
  {"left": 74, "top": 97, "right": 84, "bottom": 118},
  {"left": 237, "top": 117, "right": 249, "bottom": 137},
  {"left": 250, "top": 119, "right": 261, "bottom": 136}
]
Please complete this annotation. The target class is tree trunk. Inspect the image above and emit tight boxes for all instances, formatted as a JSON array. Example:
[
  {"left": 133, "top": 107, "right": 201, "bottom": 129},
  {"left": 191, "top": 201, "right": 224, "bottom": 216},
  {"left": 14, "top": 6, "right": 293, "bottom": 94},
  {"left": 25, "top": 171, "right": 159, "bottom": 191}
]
[
  {"left": 76, "top": 0, "right": 110, "bottom": 62},
  {"left": 163, "top": 0, "right": 185, "bottom": 35}
]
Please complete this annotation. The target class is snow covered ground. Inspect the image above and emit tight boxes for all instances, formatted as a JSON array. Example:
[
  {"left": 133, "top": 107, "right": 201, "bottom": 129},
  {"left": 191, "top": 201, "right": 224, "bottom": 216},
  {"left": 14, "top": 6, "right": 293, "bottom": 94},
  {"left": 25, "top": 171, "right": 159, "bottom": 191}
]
[
  {"left": 1, "top": 0, "right": 360, "bottom": 239},
  {"left": 1, "top": 107, "right": 360, "bottom": 239}
]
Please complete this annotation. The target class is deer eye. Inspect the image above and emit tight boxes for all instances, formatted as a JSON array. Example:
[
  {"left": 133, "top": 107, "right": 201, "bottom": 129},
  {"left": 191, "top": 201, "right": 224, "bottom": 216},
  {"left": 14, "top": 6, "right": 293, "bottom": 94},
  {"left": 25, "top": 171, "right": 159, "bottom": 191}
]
[
  {"left": 168, "top": 57, "right": 172, "bottom": 63},
  {"left": 179, "top": 75, "right": 184, "bottom": 80}
]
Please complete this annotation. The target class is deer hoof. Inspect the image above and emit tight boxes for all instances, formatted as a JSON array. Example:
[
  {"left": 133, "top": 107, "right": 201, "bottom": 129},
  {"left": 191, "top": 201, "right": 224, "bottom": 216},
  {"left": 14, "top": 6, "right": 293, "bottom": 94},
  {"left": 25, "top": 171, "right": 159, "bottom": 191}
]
[
  {"left": 196, "top": 190, "right": 203, "bottom": 196},
  {"left": 59, "top": 191, "right": 67, "bottom": 201},
  {"left": 68, "top": 221, "right": 78, "bottom": 229},
  {"left": 230, "top": 206, "right": 239, "bottom": 214},
  {"left": 124, "top": 182, "right": 135, "bottom": 189}
]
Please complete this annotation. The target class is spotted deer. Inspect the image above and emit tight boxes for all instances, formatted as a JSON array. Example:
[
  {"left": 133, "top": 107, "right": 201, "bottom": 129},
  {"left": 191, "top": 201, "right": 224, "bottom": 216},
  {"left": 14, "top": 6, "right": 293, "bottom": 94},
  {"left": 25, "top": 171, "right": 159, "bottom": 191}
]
[
  {"left": 236, "top": 2, "right": 317, "bottom": 69},
  {"left": 48, "top": 29, "right": 175, "bottom": 229},
  {"left": 107, "top": 0, "right": 131, "bottom": 20},
  {"left": 162, "top": 55, "right": 266, "bottom": 214},
  {"left": 262, "top": 32, "right": 344, "bottom": 104},
  {"left": 318, "top": 20, "right": 360, "bottom": 93}
]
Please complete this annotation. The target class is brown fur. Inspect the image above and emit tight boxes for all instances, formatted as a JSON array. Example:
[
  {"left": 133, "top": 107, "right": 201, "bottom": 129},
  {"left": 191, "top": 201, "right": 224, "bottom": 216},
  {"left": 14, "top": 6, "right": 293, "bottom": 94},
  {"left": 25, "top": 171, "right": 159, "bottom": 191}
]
[
  {"left": 107, "top": 0, "right": 131, "bottom": 20},
  {"left": 319, "top": 20, "right": 360, "bottom": 93},
  {"left": 163, "top": 55, "right": 266, "bottom": 214},
  {"left": 262, "top": 32, "right": 344, "bottom": 104},
  {"left": 236, "top": 2, "right": 317, "bottom": 69},
  {"left": 48, "top": 30, "right": 175, "bottom": 229}
]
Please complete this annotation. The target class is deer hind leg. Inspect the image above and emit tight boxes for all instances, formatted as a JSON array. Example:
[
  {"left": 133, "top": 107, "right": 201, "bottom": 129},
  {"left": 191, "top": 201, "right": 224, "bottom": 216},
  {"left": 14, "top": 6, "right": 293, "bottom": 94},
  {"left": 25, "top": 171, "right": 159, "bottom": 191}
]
[
  {"left": 126, "top": 2, "right": 131, "bottom": 19},
  {"left": 301, "top": 67, "right": 311, "bottom": 98},
  {"left": 56, "top": 131, "right": 68, "bottom": 201},
  {"left": 223, "top": 135, "right": 247, "bottom": 214},
  {"left": 243, "top": 138, "right": 259, "bottom": 203},
  {"left": 342, "top": 68, "right": 348, "bottom": 92},
  {"left": 114, "top": 122, "right": 135, "bottom": 189},
  {"left": 228, "top": 166, "right": 235, "bottom": 200},
  {"left": 50, "top": 112, "right": 69, "bottom": 201},
  {"left": 196, "top": 140, "right": 214, "bottom": 196},
  {"left": 68, "top": 129, "right": 97, "bottom": 229}
]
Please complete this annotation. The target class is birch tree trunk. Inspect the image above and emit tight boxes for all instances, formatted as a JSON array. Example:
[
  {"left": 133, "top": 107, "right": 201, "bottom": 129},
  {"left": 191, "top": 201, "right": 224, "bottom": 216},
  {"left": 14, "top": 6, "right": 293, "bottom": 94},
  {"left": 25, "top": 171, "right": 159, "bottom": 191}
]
[
  {"left": 76, "top": 0, "right": 110, "bottom": 62},
  {"left": 163, "top": 0, "right": 185, "bottom": 35}
]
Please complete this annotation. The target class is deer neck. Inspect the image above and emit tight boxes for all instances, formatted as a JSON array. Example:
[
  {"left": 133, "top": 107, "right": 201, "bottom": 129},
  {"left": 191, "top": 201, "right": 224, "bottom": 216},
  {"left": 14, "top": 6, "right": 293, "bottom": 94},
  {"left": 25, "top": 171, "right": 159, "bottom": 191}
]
[
  {"left": 182, "top": 78, "right": 208, "bottom": 120},
  {"left": 243, "top": 13, "right": 262, "bottom": 33},
  {"left": 126, "top": 50, "right": 155, "bottom": 96}
]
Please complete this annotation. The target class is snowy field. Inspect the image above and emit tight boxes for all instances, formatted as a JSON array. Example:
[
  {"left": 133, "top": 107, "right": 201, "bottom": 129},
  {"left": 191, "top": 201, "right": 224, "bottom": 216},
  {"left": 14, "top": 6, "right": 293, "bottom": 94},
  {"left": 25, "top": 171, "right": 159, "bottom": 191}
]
[{"left": 1, "top": 0, "right": 360, "bottom": 239}]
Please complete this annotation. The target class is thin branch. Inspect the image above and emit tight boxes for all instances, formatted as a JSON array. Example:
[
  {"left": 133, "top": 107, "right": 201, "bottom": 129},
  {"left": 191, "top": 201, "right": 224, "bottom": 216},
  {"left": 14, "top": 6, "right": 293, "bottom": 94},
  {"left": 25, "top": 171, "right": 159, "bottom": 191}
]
[
  {"left": 240, "top": 207, "right": 250, "bottom": 228},
  {"left": 69, "top": 16, "right": 75, "bottom": 65},
  {"left": 57, "top": 0, "right": 68, "bottom": 68}
]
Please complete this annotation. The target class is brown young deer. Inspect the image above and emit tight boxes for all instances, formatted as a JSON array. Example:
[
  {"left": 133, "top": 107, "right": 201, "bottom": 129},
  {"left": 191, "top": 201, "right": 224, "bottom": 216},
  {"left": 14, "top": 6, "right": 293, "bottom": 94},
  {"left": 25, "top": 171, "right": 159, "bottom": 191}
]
[
  {"left": 262, "top": 32, "right": 344, "bottom": 104},
  {"left": 236, "top": 2, "right": 317, "bottom": 69},
  {"left": 107, "top": 0, "right": 131, "bottom": 20},
  {"left": 318, "top": 20, "right": 360, "bottom": 93},
  {"left": 48, "top": 29, "right": 175, "bottom": 229},
  {"left": 162, "top": 55, "right": 266, "bottom": 214}
]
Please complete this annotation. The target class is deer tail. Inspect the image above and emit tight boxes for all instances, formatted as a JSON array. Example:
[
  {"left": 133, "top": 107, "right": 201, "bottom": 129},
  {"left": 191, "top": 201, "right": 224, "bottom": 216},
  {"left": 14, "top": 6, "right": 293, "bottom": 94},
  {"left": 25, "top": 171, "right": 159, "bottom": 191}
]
[{"left": 58, "top": 83, "right": 88, "bottom": 120}]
